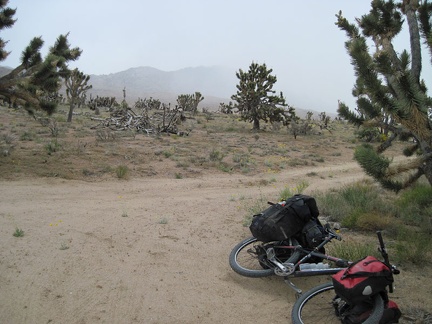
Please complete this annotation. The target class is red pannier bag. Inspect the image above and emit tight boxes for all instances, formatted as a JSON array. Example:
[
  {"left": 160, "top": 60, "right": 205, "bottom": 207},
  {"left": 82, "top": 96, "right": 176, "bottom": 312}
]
[{"left": 332, "top": 256, "right": 394, "bottom": 304}]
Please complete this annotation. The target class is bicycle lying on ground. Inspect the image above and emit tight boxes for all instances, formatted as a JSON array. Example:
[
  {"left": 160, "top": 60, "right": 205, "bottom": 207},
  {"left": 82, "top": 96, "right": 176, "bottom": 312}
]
[
  {"left": 291, "top": 231, "right": 400, "bottom": 324},
  {"left": 229, "top": 223, "right": 350, "bottom": 295}
]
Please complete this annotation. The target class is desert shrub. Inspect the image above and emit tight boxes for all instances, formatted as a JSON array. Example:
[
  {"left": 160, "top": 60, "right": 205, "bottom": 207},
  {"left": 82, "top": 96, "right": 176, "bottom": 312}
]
[
  {"left": 56, "top": 115, "right": 67, "bottom": 123},
  {"left": 326, "top": 239, "right": 378, "bottom": 262},
  {"left": 389, "top": 184, "right": 432, "bottom": 266},
  {"left": 20, "top": 131, "right": 36, "bottom": 141},
  {"left": 209, "top": 149, "right": 224, "bottom": 162},
  {"left": 162, "top": 147, "right": 177, "bottom": 158},
  {"left": 314, "top": 156, "right": 325, "bottom": 163},
  {"left": 96, "top": 129, "right": 116, "bottom": 141},
  {"left": 315, "top": 181, "right": 395, "bottom": 230},
  {"left": 341, "top": 210, "right": 392, "bottom": 230},
  {"left": 315, "top": 189, "right": 355, "bottom": 221},
  {"left": 82, "top": 169, "right": 94, "bottom": 176},
  {"left": 232, "top": 153, "right": 254, "bottom": 174},
  {"left": 45, "top": 140, "right": 61, "bottom": 155},
  {"left": 48, "top": 119, "right": 59, "bottom": 137},
  {"left": 287, "top": 158, "right": 307, "bottom": 167},
  {"left": 393, "top": 226, "right": 432, "bottom": 266},
  {"left": 115, "top": 165, "right": 129, "bottom": 179},
  {"left": 278, "top": 181, "right": 309, "bottom": 201},
  {"left": 232, "top": 153, "right": 251, "bottom": 167},
  {"left": 315, "top": 181, "right": 432, "bottom": 266},
  {"left": 13, "top": 227, "right": 24, "bottom": 237},
  {"left": 395, "top": 184, "right": 432, "bottom": 230},
  {"left": 218, "top": 163, "right": 231, "bottom": 173},
  {"left": 356, "top": 211, "right": 392, "bottom": 230},
  {"left": 315, "top": 182, "right": 397, "bottom": 231}
]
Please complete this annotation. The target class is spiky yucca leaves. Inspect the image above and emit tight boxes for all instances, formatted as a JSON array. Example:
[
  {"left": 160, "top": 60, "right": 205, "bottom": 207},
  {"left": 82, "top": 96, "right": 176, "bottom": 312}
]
[
  {"left": 0, "top": 2, "right": 82, "bottom": 115},
  {"left": 336, "top": 0, "right": 432, "bottom": 191},
  {"left": 0, "top": 1, "right": 16, "bottom": 61},
  {"left": 418, "top": 1, "right": 432, "bottom": 58}
]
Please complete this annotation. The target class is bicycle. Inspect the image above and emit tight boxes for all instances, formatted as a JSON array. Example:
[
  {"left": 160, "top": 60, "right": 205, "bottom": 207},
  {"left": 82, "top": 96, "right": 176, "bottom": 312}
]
[
  {"left": 229, "top": 223, "right": 351, "bottom": 295},
  {"left": 291, "top": 231, "right": 400, "bottom": 324}
]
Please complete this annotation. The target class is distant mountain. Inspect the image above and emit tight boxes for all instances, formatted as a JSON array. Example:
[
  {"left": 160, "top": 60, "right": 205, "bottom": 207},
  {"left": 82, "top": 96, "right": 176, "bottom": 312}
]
[
  {"left": 0, "top": 66, "right": 12, "bottom": 77},
  {"left": 87, "top": 66, "right": 238, "bottom": 110},
  {"left": 0, "top": 64, "right": 318, "bottom": 117}
]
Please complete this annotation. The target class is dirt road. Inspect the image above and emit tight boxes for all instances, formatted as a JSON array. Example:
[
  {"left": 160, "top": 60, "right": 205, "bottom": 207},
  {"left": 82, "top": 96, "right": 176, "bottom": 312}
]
[{"left": 0, "top": 162, "right": 428, "bottom": 323}]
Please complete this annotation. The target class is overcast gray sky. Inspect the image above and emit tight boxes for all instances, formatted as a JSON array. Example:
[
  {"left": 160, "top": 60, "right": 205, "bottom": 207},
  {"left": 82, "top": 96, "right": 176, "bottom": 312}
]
[{"left": 1, "top": 0, "right": 431, "bottom": 113}]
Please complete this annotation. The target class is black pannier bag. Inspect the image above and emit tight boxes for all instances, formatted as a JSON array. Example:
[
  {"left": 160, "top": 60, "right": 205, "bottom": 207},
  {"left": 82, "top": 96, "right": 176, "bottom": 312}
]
[
  {"left": 301, "top": 218, "right": 326, "bottom": 248},
  {"left": 292, "top": 217, "right": 326, "bottom": 262},
  {"left": 249, "top": 194, "right": 319, "bottom": 242}
]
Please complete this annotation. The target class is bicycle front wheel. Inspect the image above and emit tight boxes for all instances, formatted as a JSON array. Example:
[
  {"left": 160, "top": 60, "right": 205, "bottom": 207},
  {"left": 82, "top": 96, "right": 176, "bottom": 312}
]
[
  {"left": 229, "top": 236, "right": 300, "bottom": 277},
  {"left": 291, "top": 282, "right": 384, "bottom": 324}
]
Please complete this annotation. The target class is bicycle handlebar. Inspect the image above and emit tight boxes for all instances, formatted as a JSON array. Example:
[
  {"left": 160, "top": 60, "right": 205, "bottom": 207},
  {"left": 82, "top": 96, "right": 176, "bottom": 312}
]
[
  {"left": 376, "top": 230, "right": 399, "bottom": 293},
  {"left": 324, "top": 223, "right": 342, "bottom": 241},
  {"left": 377, "top": 231, "right": 388, "bottom": 263}
]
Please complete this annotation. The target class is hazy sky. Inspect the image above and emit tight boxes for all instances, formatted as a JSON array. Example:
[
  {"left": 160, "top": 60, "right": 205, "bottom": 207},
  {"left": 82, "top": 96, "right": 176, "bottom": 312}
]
[{"left": 1, "top": 0, "right": 431, "bottom": 113}]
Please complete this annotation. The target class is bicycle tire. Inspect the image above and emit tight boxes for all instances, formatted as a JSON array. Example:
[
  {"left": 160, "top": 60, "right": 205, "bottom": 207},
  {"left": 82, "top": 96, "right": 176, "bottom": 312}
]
[
  {"left": 291, "top": 282, "right": 384, "bottom": 324},
  {"left": 229, "top": 236, "right": 301, "bottom": 277}
]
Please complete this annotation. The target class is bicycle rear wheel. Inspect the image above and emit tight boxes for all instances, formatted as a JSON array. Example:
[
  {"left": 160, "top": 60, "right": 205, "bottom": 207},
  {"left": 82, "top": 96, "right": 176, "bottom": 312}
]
[
  {"left": 229, "top": 236, "right": 300, "bottom": 277},
  {"left": 291, "top": 282, "right": 384, "bottom": 324}
]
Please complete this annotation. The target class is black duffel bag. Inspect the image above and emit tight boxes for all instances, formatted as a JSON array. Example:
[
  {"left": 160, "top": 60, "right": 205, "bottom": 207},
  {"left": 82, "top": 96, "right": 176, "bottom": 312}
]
[{"left": 249, "top": 194, "right": 319, "bottom": 242}]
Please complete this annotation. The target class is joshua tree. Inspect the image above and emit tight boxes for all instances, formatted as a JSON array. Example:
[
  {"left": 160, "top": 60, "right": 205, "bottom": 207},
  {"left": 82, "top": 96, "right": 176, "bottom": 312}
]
[
  {"left": 65, "top": 68, "right": 92, "bottom": 122},
  {"left": 231, "top": 62, "right": 295, "bottom": 130},
  {"left": 177, "top": 92, "right": 204, "bottom": 114},
  {"left": 0, "top": 1, "right": 81, "bottom": 114},
  {"left": 219, "top": 101, "right": 235, "bottom": 114},
  {"left": 0, "top": 0, "right": 15, "bottom": 61},
  {"left": 336, "top": 0, "right": 432, "bottom": 191},
  {"left": 191, "top": 92, "right": 204, "bottom": 115}
]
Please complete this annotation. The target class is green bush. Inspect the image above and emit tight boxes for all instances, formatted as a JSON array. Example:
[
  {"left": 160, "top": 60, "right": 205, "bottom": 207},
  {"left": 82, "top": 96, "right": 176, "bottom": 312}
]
[
  {"left": 395, "top": 184, "right": 432, "bottom": 230},
  {"left": 13, "top": 228, "right": 24, "bottom": 237},
  {"left": 314, "top": 181, "right": 432, "bottom": 267},
  {"left": 393, "top": 226, "right": 432, "bottom": 266},
  {"left": 315, "top": 193, "right": 351, "bottom": 221},
  {"left": 278, "top": 181, "right": 309, "bottom": 201},
  {"left": 209, "top": 149, "right": 224, "bottom": 162},
  {"left": 20, "top": 131, "right": 36, "bottom": 141},
  {"left": 45, "top": 140, "right": 61, "bottom": 155},
  {"left": 115, "top": 165, "right": 129, "bottom": 179},
  {"left": 315, "top": 181, "right": 393, "bottom": 228},
  {"left": 232, "top": 153, "right": 252, "bottom": 167},
  {"left": 326, "top": 240, "right": 378, "bottom": 262}
]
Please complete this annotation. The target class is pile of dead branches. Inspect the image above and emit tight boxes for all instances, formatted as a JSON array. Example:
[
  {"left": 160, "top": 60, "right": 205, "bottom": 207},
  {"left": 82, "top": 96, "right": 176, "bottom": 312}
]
[{"left": 90, "top": 106, "right": 188, "bottom": 135}]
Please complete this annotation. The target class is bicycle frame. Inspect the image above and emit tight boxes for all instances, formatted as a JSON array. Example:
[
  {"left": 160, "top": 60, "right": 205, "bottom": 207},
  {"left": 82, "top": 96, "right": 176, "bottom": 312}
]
[
  {"left": 264, "top": 227, "right": 351, "bottom": 295},
  {"left": 283, "top": 230, "right": 400, "bottom": 296},
  {"left": 267, "top": 227, "right": 348, "bottom": 271}
]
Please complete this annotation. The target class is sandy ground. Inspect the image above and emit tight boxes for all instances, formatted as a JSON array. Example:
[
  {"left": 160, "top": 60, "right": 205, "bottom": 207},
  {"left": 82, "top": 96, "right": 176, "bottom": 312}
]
[{"left": 1, "top": 162, "right": 430, "bottom": 323}]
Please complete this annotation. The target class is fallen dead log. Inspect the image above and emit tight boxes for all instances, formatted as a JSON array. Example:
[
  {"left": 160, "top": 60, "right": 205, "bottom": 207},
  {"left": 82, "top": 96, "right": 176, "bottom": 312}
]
[{"left": 90, "top": 107, "right": 189, "bottom": 136}]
